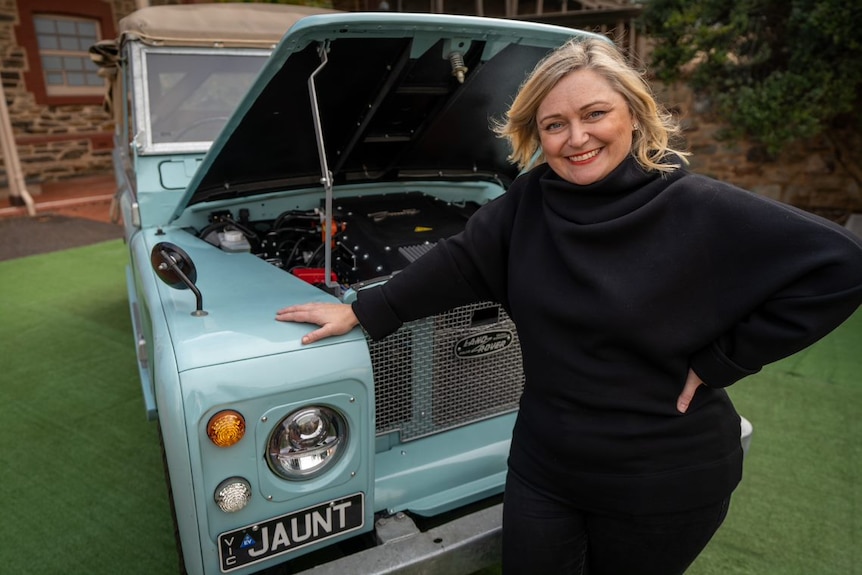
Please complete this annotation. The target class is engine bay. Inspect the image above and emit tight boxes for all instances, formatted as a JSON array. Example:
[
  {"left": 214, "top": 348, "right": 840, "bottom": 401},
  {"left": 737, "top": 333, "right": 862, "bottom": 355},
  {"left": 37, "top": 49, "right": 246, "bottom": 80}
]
[{"left": 198, "top": 192, "right": 480, "bottom": 289}]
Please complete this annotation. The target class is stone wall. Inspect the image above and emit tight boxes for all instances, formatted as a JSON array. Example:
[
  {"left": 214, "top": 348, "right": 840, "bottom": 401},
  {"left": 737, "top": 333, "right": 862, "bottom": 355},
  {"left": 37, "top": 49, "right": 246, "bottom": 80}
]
[
  {"left": 656, "top": 81, "right": 862, "bottom": 223},
  {"left": 0, "top": 0, "right": 137, "bottom": 191}
]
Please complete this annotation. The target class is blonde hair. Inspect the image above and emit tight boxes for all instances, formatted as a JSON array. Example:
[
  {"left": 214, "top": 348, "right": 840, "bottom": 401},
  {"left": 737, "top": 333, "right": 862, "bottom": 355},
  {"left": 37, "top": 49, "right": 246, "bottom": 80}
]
[{"left": 494, "top": 38, "right": 689, "bottom": 174}]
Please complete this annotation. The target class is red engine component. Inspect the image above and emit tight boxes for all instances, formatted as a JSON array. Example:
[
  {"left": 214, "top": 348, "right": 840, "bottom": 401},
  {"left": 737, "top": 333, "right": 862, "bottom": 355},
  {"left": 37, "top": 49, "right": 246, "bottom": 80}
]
[{"left": 291, "top": 268, "right": 338, "bottom": 285}]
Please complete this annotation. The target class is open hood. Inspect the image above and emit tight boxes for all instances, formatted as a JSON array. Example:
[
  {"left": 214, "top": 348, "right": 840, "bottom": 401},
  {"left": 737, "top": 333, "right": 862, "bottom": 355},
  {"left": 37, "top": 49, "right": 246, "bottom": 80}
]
[{"left": 177, "top": 13, "right": 601, "bottom": 213}]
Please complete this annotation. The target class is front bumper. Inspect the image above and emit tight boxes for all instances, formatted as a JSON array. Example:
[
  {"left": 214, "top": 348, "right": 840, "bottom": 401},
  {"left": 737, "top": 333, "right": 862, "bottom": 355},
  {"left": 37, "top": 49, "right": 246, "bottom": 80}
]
[{"left": 295, "top": 503, "right": 502, "bottom": 575}]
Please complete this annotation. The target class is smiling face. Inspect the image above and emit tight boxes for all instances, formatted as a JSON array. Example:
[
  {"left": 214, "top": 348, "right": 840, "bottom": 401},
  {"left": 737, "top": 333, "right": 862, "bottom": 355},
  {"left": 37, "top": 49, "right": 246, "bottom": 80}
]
[{"left": 536, "top": 68, "right": 635, "bottom": 185}]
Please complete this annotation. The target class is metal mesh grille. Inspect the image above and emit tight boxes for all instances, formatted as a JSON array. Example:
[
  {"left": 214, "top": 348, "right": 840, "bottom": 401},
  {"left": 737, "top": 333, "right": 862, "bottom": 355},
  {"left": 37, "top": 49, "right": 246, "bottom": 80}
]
[{"left": 368, "top": 301, "right": 525, "bottom": 441}]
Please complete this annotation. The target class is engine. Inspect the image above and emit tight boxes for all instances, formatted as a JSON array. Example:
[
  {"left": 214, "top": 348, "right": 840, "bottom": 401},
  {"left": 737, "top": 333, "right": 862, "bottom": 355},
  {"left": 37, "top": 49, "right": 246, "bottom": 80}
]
[{"left": 198, "top": 192, "right": 480, "bottom": 289}]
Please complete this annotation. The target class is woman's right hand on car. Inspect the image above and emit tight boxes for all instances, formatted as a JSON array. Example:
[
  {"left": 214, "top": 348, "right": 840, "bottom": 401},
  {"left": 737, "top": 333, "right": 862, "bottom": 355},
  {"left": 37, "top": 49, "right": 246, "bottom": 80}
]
[{"left": 275, "top": 302, "right": 359, "bottom": 344}]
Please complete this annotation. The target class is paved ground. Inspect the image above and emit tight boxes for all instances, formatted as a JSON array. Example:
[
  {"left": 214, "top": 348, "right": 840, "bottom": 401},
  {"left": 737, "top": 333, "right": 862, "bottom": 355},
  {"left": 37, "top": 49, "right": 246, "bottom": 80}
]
[
  {"left": 0, "top": 214, "right": 122, "bottom": 262},
  {"left": 0, "top": 174, "right": 121, "bottom": 261}
]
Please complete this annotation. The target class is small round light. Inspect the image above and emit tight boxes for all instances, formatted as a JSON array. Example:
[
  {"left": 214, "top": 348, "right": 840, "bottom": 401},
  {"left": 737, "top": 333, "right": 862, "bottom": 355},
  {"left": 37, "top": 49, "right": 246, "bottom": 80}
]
[
  {"left": 207, "top": 410, "right": 246, "bottom": 448},
  {"left": 266, "top": 406, "right": 347, "bottom": 480},
  {"left": 214, "top": 477, "right": 252, "bottom": 513}
]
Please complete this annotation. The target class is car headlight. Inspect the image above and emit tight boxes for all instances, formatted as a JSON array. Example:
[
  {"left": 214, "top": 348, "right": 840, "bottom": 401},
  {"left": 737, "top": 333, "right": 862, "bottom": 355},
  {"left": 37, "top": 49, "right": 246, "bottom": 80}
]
[{"left": 266, "top": 406, "right": 347, "bottom": 480}]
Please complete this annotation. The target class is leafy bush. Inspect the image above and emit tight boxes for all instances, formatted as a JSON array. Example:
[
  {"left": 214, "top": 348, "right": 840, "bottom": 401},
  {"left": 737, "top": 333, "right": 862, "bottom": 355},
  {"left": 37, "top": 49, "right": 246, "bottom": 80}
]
[{"left": 641, "top": 0, "right": 862, "bottom": 154}]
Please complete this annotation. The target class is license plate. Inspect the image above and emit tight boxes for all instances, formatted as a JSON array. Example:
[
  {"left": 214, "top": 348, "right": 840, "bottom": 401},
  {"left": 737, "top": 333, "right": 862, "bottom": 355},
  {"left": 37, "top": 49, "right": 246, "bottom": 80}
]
[{"left": 218, "top": 493, "right": 365, "bottom": 572}]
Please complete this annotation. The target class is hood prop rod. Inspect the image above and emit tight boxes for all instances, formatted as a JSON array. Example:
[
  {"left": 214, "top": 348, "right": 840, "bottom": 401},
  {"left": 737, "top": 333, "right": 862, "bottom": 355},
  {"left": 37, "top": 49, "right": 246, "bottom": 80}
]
[{"left": 308, "top": 41, "right": 338, "bottom": 291}]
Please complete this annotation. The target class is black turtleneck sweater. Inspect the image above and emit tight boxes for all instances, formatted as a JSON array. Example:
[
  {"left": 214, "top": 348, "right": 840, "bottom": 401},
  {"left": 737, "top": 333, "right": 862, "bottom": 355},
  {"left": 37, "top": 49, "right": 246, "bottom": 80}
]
[{"left": 352, "top": 156, "right": 862, "bottom": 514}]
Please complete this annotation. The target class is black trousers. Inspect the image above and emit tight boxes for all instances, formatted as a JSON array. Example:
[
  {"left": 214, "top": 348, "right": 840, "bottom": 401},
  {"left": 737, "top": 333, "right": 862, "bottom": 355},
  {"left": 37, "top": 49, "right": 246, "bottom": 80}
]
[{"left": 501, "top": 470, "right": 731, "bottom": 575}]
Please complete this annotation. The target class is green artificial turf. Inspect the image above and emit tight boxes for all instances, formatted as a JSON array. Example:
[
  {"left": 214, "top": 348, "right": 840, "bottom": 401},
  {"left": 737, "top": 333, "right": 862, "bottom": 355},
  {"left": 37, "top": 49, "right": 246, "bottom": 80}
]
[
  {"left": 1, "top": 239, "right": 859, "bottom": 574},
  {"left": 0, "top": 240, "right": 178, "bottom": 574},
  {"left": 687, "top": 309, "right": 862, "bottom": 575}
]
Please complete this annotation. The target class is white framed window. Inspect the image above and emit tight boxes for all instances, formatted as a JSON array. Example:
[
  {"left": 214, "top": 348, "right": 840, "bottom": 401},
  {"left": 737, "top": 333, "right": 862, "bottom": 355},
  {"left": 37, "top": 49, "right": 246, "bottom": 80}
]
[{"left": 34, "top": 15, "right": 104, "bottom": 96}]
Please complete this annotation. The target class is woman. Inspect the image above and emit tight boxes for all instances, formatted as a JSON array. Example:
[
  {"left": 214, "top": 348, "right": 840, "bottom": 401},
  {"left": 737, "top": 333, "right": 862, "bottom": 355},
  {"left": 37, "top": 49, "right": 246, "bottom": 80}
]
[{"left": 276, "top": 39, "right": 862, "bottom": 574}]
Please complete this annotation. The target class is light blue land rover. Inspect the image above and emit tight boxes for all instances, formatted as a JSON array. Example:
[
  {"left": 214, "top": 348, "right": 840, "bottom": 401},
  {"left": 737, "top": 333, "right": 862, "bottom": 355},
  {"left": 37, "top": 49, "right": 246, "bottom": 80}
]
[
  {"left": 94, "top": 4, "right": 608, "bottom": 574},
  {"left": 95, "top": 5, "right": 751, "bottom": 575}
]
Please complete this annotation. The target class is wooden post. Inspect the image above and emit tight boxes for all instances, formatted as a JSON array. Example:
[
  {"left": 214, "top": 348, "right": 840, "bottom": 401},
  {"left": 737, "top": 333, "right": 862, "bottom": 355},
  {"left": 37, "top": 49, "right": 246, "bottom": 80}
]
[{"left": 0, "top": 82, "right": 36, "bottom": 216}]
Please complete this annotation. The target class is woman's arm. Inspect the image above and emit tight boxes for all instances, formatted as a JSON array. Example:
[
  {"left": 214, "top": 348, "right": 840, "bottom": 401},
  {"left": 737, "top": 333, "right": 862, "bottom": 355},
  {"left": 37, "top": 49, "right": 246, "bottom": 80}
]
[{"left": 691, "top": 190, "right": 862, "bottom": 388}]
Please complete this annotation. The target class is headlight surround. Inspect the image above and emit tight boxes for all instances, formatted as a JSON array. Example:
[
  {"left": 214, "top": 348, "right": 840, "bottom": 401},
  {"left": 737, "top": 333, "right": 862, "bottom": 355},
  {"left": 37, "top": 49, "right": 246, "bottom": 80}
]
[{"left": 266, "top": 406, "right": 348, "bottom": 480}]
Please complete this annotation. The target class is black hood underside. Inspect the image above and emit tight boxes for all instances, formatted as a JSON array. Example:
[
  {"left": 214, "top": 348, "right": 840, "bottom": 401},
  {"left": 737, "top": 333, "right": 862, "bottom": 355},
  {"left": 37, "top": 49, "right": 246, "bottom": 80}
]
[{"left": 190, "top": 37, "right": 553, "bottom": 204}]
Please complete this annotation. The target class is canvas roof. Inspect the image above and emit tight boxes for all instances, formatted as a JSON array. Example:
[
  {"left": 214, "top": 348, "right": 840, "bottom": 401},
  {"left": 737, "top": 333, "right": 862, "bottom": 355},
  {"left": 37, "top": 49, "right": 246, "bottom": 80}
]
[{"left": 118, "top": 3, "right": 339, "bottom": 48}]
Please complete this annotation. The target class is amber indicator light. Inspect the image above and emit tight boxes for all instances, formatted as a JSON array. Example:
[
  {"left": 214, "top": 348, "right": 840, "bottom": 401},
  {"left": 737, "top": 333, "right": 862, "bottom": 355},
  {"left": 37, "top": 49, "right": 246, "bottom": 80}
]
[{"left": 207, "top": 410, "right": 246, "bottom": 447}]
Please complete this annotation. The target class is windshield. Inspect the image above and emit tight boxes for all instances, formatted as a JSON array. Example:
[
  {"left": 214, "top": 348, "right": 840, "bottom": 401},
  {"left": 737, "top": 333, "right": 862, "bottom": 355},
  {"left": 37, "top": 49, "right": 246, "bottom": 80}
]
[{"left": 142, "top": 50, "right": 269, "bottom": 148}]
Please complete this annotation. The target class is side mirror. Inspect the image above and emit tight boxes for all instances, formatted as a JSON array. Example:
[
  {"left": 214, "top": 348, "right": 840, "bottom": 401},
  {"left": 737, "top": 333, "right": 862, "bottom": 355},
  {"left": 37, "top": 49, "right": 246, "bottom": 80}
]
[{"left": 151, "top": 242, "right": 208, "bottom": 316}]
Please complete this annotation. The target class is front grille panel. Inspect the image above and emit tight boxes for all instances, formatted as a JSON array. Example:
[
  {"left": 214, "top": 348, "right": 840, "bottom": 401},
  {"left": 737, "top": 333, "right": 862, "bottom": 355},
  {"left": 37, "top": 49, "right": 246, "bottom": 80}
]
[{"left": 369, "top": 301, "right": 525, "bottom": 441}]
